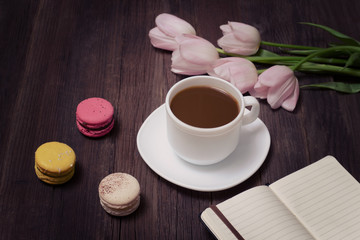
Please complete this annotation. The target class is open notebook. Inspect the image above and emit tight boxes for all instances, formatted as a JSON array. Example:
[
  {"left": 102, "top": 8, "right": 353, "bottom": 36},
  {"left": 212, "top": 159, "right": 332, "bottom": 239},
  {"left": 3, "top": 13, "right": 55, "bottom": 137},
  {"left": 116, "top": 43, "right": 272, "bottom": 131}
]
[{"left": 201, "top": 156, "right": 360, "bottom": 240}]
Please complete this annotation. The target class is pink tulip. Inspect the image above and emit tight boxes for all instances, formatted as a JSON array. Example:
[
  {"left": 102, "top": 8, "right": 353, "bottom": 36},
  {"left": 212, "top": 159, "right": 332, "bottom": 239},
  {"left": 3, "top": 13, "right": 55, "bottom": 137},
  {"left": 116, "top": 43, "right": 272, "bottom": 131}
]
[
  {"left": 207, "top": 57, "right": 258, "bottom": 93},
  {"left": 149, "top": 13, "right": 196, "bottom": 51},
  {"left": 218, "top": 22, "right": 261, "bottom": 56},
  {"left": 171, "top": 34, "right": 219, "bottom": 75},
  {"left": 249, "top": 65, "right": 299, "bottom": 111}
]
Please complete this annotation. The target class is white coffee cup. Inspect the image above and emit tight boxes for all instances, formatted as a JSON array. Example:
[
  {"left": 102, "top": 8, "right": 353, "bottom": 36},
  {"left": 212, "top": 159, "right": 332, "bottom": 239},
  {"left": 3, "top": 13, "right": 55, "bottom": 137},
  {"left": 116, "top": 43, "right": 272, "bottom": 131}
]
[{"left": 165, "top": 76, "right": 260, "bottom": 165}]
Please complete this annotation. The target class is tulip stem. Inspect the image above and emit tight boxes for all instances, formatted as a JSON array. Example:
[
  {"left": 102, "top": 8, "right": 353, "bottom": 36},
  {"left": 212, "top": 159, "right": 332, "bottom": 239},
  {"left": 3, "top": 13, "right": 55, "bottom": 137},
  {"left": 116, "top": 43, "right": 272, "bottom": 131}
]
[
  {"left": 216, "top": 48, "right": 242, "bottom": 57},
  {"left": 258, "top": 62, "right": 360, "bottom": 77},
  {"left": 217, "top": 48, "right": 348, "bottom": 66},
  {"left": 218, "top": 46, "right": 360, "bottom": 78},
  {"left": 296, "top": 63, "right": 360, "bottom": 77},
  {"left": 245, "top": 56, "right": 347, "bottom": 66},
  {"left": 292, "top": 45, "right": 360, "bottom": 71},
  {"left": 260, "top": 41, "right": 323, "bottom": 50}
]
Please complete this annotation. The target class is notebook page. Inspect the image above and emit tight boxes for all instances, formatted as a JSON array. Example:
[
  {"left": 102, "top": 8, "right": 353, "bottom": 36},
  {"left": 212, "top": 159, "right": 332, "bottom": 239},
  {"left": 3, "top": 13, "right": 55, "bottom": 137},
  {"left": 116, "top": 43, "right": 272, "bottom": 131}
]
[
  {"left": 270, "top": 156, "right": 360, "bottom": 240},
  {"left": 201, "top": 208, "right": 237, "bottom": 240},
  {"left": 202, "top": 186, "right": 315, "bottom": 240}
]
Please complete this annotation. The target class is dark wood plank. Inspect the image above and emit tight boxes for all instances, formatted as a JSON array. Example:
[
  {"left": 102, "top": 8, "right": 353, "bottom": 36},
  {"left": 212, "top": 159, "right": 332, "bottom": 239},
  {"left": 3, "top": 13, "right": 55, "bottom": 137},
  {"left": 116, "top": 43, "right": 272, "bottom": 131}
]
[{"left": 1, "top": 0, "right": 360, "bottom": 239}]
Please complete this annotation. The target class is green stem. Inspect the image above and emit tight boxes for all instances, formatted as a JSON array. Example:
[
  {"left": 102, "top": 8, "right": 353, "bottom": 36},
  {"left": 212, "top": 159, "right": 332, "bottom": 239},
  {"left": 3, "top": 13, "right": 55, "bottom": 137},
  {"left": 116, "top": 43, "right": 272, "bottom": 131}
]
[
  {"left": 296, "top": 63, "right": 360, "bottom": 77},
  {"left": 284, "top": 49, "right": 319, "bottom": 56},
  {"left": 245, "top": 56, "right": 347, "bottom": 66},
  {"left": 216, "top": 48, "right": 242, "bottom": 57},
  {"left": 217, "top": 46, "right": 360, "bottom": 78},
  {"left": 258, "top": 62, "right": 360, "bottom": 77},
  {"left": 216, "top": 48, "right": 348, "bottom": 65},
  {"left": 292, "top": 45, "right": 360, "bottom": 71},
  {"left": 261, "top": 41, "right": 323, "bottom": 50}
]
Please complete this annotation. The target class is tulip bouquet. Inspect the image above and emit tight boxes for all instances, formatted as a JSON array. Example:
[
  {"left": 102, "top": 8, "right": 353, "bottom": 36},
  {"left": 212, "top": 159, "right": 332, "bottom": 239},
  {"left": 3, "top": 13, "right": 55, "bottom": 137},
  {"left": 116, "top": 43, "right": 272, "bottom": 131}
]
[{"left": 149, "top": 13, "right": 360, "bottom": 111}]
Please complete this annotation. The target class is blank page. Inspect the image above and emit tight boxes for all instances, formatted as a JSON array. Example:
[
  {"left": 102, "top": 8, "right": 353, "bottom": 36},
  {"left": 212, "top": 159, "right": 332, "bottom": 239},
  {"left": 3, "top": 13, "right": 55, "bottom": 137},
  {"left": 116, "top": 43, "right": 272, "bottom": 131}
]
[
  {"left": 201, "top": 186, "right": 315, "bottom": 240},
  {"left": 270, "top": 156, "right": 360, "bottom": 240}
]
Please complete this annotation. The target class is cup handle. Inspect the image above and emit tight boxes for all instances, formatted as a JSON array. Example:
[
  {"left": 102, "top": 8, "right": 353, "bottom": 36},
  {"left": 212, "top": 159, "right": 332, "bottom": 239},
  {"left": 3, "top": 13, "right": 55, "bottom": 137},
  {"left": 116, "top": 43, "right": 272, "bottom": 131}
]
[{"left": 242, "top": 96, "right": 260, "bottom": 125}]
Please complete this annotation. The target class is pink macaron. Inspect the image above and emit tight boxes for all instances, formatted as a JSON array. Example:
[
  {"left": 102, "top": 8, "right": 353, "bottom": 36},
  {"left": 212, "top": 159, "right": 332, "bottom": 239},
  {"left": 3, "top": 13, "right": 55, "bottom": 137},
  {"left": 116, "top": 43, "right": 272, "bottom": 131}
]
[{"left": 76, "top": 97, "right": 115, "bottom": 137}]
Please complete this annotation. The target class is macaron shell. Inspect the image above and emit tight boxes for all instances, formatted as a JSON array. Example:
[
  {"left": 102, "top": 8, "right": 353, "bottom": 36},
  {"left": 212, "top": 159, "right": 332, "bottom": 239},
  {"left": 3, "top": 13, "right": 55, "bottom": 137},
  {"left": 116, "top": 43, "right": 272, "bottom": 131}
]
[
  {"left": 35, "top": 164, "right": 75, "bottom": 184},
  {"left": 100, "top": 196, "right": 140, "bottom": 216},
  {"left": 99, "top": 173, "right": 140, "bottom": 205},
  {"left": 76, "top": 97, "right": 114, "bottom": 126},
  {"left": 98, "top": 173, "right": 140, "bottom": 216},
  {"left": 76, "top": 117, "right": 114, "bottom": 138},
  {"left": 35, "top": 142, "right": 76, "bottom": 176},
  {"left": 77, "top": 114, "right": 113, "bottom": 129}
]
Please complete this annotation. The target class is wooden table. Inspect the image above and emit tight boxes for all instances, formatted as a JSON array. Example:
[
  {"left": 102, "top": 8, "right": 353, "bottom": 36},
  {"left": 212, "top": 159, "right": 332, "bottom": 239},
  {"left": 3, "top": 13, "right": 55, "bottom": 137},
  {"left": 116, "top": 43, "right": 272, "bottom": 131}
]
[{"left": 1, "top": 0, "right": 360, "bottom": 239}]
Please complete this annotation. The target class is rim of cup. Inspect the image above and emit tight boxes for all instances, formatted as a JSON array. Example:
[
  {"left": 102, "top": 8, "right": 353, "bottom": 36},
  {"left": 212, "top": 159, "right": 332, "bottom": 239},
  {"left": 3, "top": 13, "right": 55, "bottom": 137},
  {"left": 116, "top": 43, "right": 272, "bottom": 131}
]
[{"left": 165, "top": 76, "right": 245, "bottom": 136}]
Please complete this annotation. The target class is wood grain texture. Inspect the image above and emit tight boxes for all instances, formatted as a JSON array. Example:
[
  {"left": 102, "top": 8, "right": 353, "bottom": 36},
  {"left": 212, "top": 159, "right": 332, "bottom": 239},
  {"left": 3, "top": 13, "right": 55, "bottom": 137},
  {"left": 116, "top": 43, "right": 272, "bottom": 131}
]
[{"left": 1, "top": 0, "right": 359, "bottom": 239}]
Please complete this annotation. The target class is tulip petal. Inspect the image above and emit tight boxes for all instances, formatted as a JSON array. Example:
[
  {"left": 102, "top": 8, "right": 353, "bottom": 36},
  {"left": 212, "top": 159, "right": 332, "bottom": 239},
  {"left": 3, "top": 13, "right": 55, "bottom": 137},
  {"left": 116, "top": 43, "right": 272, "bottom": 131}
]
[
  {"left": 179, "top": 40, "right": 219, "bottom": 65},
  {"left": 249, "top": 81, "right": 268, "bottom": 99},
  {"left": 281, "top": 79, "right": 299, "bottom": 111},
  {"left": 229, "top": 22, "right": 261, "bottom": 44},
  {"left": 149, "top": 27, "right": 178, "bottom": 51},
  {"left": 171, "top": 35, "right": 219, "bottom": 75},
  {"left": 229, "top": 63, "right": 258, "bottom": 93},
  {"left": 171, "top": 49, "right": 208, "bottom": 75},
  {"left": 176, "top": 35, "right": 219, "bottom": 63},
  {"left": 220, "top": 24, "right": 232, "bottom": 34},
  {"left": 218, "top": 34, "right": 259, "bottom": 56},
  {"left": 258, "top": 65, "right": 294, "bottom": 87},
  {"left": 250, "top": 65, "right": 299, "bottom": 110},
  {"left": 267, "top": 75, "right": 297, "bottom": 109},
  {"left": 208, "top": 57, "right": 258, "bottom": 93},
  {"left": 171, "top": 49, "right": 203, "bottom": 75},
  {"left": 217, "top": 22, "right": 261, "bottom": 55},
  {"left": 155, "top": 13, "right": 196, "bottom": 37}
]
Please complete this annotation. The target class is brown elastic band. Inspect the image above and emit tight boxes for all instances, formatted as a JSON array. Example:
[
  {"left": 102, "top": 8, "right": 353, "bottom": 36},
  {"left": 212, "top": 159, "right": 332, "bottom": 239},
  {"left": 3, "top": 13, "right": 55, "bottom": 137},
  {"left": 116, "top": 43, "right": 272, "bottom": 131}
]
[{"left": 210, "top": 205, "right": 245, "bottom": 240}]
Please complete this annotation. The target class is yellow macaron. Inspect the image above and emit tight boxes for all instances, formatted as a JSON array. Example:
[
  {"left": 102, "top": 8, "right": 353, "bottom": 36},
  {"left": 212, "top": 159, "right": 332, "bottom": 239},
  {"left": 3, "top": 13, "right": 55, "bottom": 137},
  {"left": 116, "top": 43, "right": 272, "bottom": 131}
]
[{"left": 35, "top": 141, "right": 76, "bottom": 185}]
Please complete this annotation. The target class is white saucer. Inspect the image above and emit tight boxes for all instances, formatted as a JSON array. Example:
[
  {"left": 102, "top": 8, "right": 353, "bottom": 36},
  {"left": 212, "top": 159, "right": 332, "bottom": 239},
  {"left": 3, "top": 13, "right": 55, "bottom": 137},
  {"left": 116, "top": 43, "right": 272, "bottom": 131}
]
[{"left": 136, "top": 104, "right": 271, "bottom": 192}]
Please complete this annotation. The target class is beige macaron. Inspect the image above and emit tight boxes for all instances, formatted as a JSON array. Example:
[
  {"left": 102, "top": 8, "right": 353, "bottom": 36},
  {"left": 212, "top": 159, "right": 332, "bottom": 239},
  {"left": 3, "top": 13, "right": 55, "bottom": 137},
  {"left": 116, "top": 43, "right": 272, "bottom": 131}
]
[{"left": 98, "top": 172, "right": 140, "bottom": 216}]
